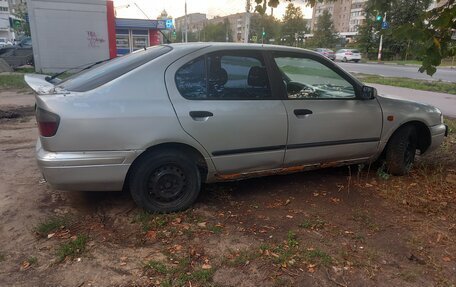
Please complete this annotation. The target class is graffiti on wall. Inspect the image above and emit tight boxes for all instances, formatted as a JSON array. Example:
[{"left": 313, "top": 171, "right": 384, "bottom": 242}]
[{"left": 87, "top": 31, "right": 105, "bottom": 48}]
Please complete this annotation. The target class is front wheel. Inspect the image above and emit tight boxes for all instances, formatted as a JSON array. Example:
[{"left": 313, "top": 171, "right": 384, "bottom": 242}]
[
  {"left": 385, "top": 126, "right": 417, "bottom": 175},
  {"left": 129, "top": 150, "right": 201, "bottom": 213}
]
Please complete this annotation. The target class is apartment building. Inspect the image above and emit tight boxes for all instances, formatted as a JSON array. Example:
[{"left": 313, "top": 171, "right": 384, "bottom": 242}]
[
  {"left": 312, "top": 0, "right": 367, "bottom": 35},
  {"left": 207, "top": 12, "right": 249, "bottom": 42},
  {"left": 174, "top": 12, "right": 206, "bottom": 33},
  {"left": 0, "top": 0, "right": 12, "bottom": 40}
]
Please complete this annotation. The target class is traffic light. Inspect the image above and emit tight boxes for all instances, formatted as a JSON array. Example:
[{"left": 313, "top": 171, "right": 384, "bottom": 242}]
[
  {"left": 376, "top": 15, "right": 382, "bottom": 21},
  {"left": 262, "top": 31, "right": 266, "bottom": 37}
]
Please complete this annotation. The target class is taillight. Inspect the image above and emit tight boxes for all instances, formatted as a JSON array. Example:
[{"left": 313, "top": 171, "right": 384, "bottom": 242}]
[
  {"left": 36, "top": 108, "right": 60, "bottom": 137},
  {"left": 345, "top": 52, "right": 353, "bottom": 55}
]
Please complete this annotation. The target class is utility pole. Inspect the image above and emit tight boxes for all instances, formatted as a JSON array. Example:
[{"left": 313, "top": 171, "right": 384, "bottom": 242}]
[
  {"left": 377, "top": 12, "right": 386, "bottom": 63},
  {"left": 244, "top": 0, "right": 250, "bottom": 43},
  {"left": 184, "top": 0, "right": 188, "bottom": 43}
]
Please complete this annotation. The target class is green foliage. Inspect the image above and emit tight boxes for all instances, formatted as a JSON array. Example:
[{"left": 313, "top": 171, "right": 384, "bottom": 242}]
[
  {"left": 307, "top": 10, "right": 338, "bottom": 48},
  {"left": 11, "top": 3, "right": 30, "bottom": 37},
  {"left": 57, "top": 235, "right": 88, "bottom": 261},
  {"left": 250, "top": 14, "right": 281, "bottom": 43},
  {"left": 355, "top": 73, "right": 456, "bottom": 95},
  {"left": 303, "top": 249, "right": 332, "bottom": 266},
  {"left": 365, "top": 0, "right": 455, "bottom": 75},
  {"left": 0, "top": 74, "right": 28, "bottom": 90},
  {"left": 280, "top": 3, "right": 308, "bottom": 46},
  {"left": 201, "top": 19, "right": 233, "bottom": 42},
  {"left": 34, "top": 216, "right": 69, "bottom": 237}
]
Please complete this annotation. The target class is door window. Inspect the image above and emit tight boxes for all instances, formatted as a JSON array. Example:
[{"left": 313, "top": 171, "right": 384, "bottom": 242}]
[
  {"left": 175, "top": 52, "right": 272, "bottom": 100},
  {"left": 274, "top": 56, "right": 356, "bottom": 99}
]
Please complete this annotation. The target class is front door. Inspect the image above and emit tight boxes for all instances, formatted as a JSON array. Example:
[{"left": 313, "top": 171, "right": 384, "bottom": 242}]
[
  {"left": 270, "top": 52, "right": 383, "bottom": 166},
  {"left": 165, "top": 49, "right": 287, "bottom": 174}
]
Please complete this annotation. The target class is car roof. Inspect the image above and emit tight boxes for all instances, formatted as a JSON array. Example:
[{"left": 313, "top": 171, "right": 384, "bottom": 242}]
[{"left": 166, "top": 42, "right": 319, "bottom": 54}]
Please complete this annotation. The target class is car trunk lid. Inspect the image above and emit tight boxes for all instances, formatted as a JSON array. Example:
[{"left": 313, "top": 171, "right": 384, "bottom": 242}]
[{"left": 24, "top": 74, "right": 67, "bottom": 95}]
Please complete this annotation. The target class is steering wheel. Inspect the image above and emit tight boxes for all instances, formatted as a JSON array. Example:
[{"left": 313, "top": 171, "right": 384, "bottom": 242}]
[{"left": 286, "top": 81, "right": 316, "bottom": 98}]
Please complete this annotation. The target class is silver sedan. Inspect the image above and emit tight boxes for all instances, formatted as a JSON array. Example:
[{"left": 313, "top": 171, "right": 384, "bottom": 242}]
[{"left": 25, "top": 43, "right": 448, "bottom": 213}]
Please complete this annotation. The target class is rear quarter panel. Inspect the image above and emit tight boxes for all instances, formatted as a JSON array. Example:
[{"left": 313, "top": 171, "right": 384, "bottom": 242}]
[{"left": 37, "top": 48, "right": 213, "bottom": 168}]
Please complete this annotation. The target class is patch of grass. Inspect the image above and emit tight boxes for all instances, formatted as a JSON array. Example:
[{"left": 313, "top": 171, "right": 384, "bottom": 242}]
[
  {"left": 145, "top": 260, "right": 168, "bottom": 274},
  {"left": 56, "top": 235, "right": 88, "bottom": 261},
  {"left": 352, "top": 210, "right": 380, "bottom": 231},
  {"left": 224, "top": 248, "right": 260, "bottom": 267},
  {"left": 145, "top": 255, "right": 216, "bottom": 286},
  {"left": 355, "top": 73, "right": 456, "bottom": 95},
  {"left": 0, "top": 74, "right": 28, "bottom": 90},
  {"left": 207, "top": 224, "right": 223, "bottom": 234},
  {"left": 298, "top": 218, "right": 326, "bottom": 230},
  {"left": 0, "top": 251, "right": 5, "bottom": 262},
  {"left": 14, "top": 67, "right": 36, "bottom": 73},
  {"left": 27, "top": 256, "right": 38, "bottom": 265},
  {"left": 34, "top": 216, "right": 69, "bottom": 237},
  {"left": 287, "top": 231, "right": 299, "bottom": 248},
  {"left": 303, "top": 249, "right": 333, "bottom": 266},
  {"left": 133, "top": 211, "right": 174, "bottom": 232}
]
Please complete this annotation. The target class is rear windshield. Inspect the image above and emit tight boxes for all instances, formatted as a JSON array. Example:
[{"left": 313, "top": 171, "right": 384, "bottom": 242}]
[{"left": 58, "top": 45, "right": 172, "bottom": 92}]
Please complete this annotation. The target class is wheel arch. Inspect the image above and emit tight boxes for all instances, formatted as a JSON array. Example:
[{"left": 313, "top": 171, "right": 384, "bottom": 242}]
[
  {"left": 123, "top": 142, "right": 209, "bottom": 191},
  {"left": 385, "top": 120, "right": 431, "bottom": 154}
]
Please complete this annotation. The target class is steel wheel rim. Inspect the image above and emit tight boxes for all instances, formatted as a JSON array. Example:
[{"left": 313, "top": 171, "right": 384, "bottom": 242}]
[{"left": 147, "top": 165, "right": 187, "bottom": 203}]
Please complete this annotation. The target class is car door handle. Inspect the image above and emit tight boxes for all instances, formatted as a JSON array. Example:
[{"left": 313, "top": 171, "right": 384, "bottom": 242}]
[
  {"left": 189, "top": 111, "right": 213, "bottom": 120},
  {"left": 294, "top": 109, "right": 313, "bottom": 117}
]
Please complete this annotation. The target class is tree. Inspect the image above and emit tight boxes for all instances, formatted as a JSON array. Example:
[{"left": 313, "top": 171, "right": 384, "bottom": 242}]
[
  {"left": 12, "top": 4, "right": 30, "bottom": 37},
  {"left": 366, "top": 0, "right": 454, "bottom": 75},
  {"left": 201, "top": 19, "right": 232, "bottom": 42},
  {"left": 281, "top": 3, "right": 308, "bottom": 46},
  {"left": 355, "top": 10, "right": 379, "bottom": 56},
  {"left": 310, "top": 9, "right": 338, "bottom": 48},
  {"left": 256, "top": 0, "right": 455, "bottom": 75},
  {"left": 250, "top": 14, "right": 281, "bottom": 43}
]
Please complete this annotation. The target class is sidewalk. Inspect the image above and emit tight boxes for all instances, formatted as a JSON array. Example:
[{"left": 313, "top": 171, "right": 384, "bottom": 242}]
[{"left": 368, "top": 83, "right": 456, "bottom": 118}]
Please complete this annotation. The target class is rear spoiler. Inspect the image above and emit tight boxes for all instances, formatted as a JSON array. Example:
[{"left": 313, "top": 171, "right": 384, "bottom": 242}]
[{"left": 24, "top": 74, "right": 58, "bottom": 95}]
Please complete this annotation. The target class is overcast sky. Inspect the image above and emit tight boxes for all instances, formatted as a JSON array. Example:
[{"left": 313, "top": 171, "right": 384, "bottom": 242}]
[{"left": 114, "top": 0, "right": 313, "bottom": 20}]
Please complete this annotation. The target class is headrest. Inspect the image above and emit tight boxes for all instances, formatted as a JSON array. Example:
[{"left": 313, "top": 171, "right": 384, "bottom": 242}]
[
  {"left": 248, "top": 66, "right": 268, "bottom": 87},
  {"left": 209, "top": 68, "right": 228, "bottom": 86}
]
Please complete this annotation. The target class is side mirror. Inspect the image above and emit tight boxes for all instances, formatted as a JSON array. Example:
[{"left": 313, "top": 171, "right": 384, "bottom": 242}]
[{"left": 361, "top": 85, "right": 377, "bottom": 100}]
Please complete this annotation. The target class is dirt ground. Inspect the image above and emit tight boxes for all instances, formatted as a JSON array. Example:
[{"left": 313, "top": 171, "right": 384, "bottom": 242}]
[{"left": 0, "top": 89, "right": 455, "bottom": 287}]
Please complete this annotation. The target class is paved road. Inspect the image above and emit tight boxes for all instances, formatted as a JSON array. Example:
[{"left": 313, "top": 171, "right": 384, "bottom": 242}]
[
  {"left": 339, "top": 62, "right": 456, "bottom": 83},
  {"left": 369, "top": 83, "right": 456, "bottom": 117}
]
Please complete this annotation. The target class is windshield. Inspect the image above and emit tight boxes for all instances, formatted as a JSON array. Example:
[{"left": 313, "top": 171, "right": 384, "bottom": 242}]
[{"left": 58, "top": 45, "right": 172, "bottom": 92}]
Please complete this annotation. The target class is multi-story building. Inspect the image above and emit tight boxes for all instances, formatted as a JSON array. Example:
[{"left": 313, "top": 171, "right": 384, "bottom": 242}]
[
  {"left": 349, "top": 0, "right": 367, "bottom": 32},
  {"left": 0, "top": 0, "right": 12, "bottom": 40},
  {"left": 175, "top": 12, "right": 251, "bottom": 43},
  {"left": 207, "top": 12, "right": 249, "bottom": 42},
  {"left": 174, "top": 12, "right": 206, "bottom": 33},
  {"left": 311, "top": 0, "right": 367, "bottom": 36},
  {"left": 8, "top": 0, "right": 27, "bottom": 14}
]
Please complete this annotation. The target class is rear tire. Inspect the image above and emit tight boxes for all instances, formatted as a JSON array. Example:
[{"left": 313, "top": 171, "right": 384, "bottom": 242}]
[
  {"left": 343, "top": 57, "right": 347, "bottom": 62},
  {"left": 385, "top": 126, "right": 417, "bottom": 175},
  {"left": 129, "top": 150, "right": 201, "bottom": 213},
  {"left": 354, "top": 60, "right": 360, "bottom": 63}
]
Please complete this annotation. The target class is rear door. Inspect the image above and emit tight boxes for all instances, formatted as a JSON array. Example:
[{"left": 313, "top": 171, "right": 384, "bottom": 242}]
[{"left": 165, "top": 49, "right": 288, "bottom": 174}]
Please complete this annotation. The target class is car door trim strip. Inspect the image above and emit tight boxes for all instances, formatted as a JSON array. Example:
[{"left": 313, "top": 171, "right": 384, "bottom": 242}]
[
  {"left": 212, "top": 138, "right": 379, "bottom": 156},
  {"left": 212, "top": 145, "right": 286, "bottom": 156},
  {"left": 287, "top": 138, "right": 380, "bottom": 150}
]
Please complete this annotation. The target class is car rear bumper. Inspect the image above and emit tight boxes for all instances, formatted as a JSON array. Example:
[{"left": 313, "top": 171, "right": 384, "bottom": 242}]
[
  {"left": 36, "top": 139, "right": 142, "bottom": 191},
  {"left": 426, "top": 124, "right": 447, "bottom": 154}
]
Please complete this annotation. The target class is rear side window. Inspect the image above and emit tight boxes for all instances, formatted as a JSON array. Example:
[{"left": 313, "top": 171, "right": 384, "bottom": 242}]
[
  {"left": 58, "top": 45, "right": 172, "bottom": 92},
  {"left": 175, "top": 51, "right": 272, "bottom": 100}
]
